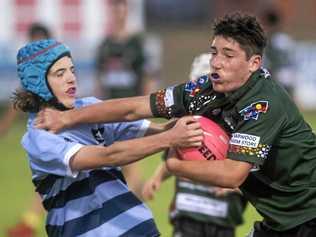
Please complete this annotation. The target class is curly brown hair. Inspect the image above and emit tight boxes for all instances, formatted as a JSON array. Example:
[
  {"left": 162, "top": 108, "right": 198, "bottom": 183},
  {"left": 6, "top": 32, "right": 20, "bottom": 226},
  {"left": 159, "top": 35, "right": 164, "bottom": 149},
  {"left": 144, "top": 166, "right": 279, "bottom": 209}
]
[
  {"left": 12, "top": 89, "right": 46, "bottom": 113},
  {"left": 12, "top": 89, "right": 66, "bottom": 113},
  {"left": 213, "top": 12, "right": 267, "bottom": 59}
]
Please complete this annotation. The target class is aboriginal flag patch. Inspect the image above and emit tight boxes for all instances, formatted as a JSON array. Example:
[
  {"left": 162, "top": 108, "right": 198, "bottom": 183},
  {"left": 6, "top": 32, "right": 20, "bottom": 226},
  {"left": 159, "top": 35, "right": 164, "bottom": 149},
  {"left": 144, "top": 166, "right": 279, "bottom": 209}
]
[{"left": 239, "top": 101, "right": 268, "bottom": 120}]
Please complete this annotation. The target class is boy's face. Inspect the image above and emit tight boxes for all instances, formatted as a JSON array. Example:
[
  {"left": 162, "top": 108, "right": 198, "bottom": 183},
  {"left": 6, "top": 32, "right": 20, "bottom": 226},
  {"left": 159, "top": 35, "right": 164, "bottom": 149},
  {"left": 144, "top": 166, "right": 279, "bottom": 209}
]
[
  {"left": 209, "top": 35, "right": 261, "bottom": 93},
  {"left": 47, "top": 56, "right": 77, "bottom": 108},
  {"left": 110, "top": 0, "right": 128, "bottom": 24}
]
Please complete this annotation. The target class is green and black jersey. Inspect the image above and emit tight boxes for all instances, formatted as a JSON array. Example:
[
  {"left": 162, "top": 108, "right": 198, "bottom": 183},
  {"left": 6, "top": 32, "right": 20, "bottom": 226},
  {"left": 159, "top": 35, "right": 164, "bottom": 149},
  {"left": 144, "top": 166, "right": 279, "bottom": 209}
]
[
  {"left": 95, "top": 33, "right": 146, "bottom": 99},
  {"left": 150, "top": 69, "right": 316, "bottom": 231}
]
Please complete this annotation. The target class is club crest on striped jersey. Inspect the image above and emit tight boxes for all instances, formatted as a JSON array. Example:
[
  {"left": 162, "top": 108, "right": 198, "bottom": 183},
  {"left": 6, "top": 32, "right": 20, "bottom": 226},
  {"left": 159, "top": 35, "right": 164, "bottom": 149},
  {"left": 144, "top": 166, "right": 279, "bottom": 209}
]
[{"left": 91, "top": 126, "right": 105, "bottom": 144}]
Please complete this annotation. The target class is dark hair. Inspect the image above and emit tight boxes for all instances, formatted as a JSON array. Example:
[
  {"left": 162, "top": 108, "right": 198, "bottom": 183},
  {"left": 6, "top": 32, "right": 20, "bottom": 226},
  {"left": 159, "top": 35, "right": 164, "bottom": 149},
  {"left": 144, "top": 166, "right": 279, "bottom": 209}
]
[
  {"left": 28, "top": 23, "right": 51, "bottom": 40},
  {"left": 13, "top": 89, "right": 48, "bottom": 113},
  {"left": 13, "top": 89, "right": 68, "bottom": 113},
  {"left": 213, "top": 12, "right": 267, "bottom": 59}
]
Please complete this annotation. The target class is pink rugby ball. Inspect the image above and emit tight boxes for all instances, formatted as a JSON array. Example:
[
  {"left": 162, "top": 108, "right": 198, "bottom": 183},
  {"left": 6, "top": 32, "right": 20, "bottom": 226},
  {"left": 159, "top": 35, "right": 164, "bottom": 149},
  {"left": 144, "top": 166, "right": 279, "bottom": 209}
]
[{"left": 177, "top": 116, "right": 230, "bottom": 161}]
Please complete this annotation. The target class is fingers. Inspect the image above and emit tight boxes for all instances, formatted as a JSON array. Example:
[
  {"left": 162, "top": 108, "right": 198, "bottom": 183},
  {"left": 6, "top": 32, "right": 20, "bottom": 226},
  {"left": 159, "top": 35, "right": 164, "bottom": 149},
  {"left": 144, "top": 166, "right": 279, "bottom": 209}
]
[
  {"left": 34, "top": 108, "right": 62, "bottom": 133},
  {"left": 184, "top": 130, "right": 204, "bottom": 147},
  {"left": 34, "top": 110, "right": 47, "bottom": 129},
  {"left": 180, "top": 116, "right": 203, "bottom": 133},
  {"left": 183, "top": 141, "right": 202, "bottom": 147},
  {"left": 188, "top": 128, "right": 204, "bottom": 136},
  {"left": 170, "top": 116, "right": 204, "bottom": 148},
  {"left": 178, "top": 116, "right": 200, "bottom": 126},
  {"left": 142, "top": 182, "right": 156, "bottom": 201},
  {"left": 195, "top": 140, "right": 204, "bottom": 146},
  {"left": 176, "top": 116, "right": 203, "bottom": 134},
  {"left": 142, "top": 189, "right": 153, "bottom": 201},
  {"left": 187, "top": 121, "right": 201, "bottom": 130}
]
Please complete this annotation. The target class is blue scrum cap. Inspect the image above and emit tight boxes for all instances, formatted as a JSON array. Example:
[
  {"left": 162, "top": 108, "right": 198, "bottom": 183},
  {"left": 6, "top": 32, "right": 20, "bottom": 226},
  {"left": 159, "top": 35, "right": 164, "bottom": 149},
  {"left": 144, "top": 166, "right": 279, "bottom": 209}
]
[{"left": 17, "top": 39, "right": 71, "bottom": 101}]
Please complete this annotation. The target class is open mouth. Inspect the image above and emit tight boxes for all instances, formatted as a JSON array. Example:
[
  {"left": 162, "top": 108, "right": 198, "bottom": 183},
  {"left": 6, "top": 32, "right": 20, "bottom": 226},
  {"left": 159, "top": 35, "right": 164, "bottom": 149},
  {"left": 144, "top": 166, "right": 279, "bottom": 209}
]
[
  {"left": 210, "top": 73, "right": 220, "bottom": 80},
  {"left": 66, "top": 87, "right": 76, "bottom": 97}
]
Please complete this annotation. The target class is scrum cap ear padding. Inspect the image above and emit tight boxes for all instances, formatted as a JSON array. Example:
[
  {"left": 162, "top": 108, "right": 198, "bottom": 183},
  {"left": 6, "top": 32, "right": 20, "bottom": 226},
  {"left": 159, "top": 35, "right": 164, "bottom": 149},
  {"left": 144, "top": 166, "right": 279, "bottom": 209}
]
[{"left": 17, "top": 39, "right": 71, "bottom": 101}]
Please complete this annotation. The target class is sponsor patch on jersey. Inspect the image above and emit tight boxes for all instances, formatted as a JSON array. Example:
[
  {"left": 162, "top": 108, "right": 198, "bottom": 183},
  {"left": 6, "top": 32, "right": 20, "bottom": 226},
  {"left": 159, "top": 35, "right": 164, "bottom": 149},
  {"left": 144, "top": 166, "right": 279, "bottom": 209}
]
[
  {"left": 184, "top": 81, "right": 196, "bottom": 93},
  {"left": 239, "top": 101, "right": 268, "bottom": 120},
  {"left": 230, "top": 133, "right": 260, "bottom": 148},
  {"left": 164, "top": 86, "right": 175, "bottom": 107},
  {"left": 184, "top": 75, "right": 208, "bottom": 97},
  {"left": 197, "top": 75, "right": 208, "bottom": 85}
]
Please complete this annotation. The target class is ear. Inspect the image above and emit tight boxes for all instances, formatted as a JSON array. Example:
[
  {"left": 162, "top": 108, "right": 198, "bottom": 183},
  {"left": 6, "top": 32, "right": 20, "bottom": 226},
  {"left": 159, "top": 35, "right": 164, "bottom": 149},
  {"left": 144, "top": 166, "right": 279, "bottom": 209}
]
[{"left": 248, "top": 55, "right": 262, "bottom": 73}]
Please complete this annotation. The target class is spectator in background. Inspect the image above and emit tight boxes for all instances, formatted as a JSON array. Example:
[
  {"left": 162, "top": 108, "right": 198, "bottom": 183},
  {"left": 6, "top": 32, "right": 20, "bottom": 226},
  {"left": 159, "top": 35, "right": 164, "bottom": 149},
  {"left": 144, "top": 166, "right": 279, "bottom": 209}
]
[
  {"left": 142, "top": 54, "right": 247, "bottom": 237},
  {"left": 27, "top": 22, "right": 51, "bottom": 41},
  {"left": 94, "top": 0, "right": 160, "bottom": 197},
  {"left": 6, "top": 22, "right": 51, "bottom": 237},
  {"left": 261, "top": 8, "right": 297, "bottom": 98}
]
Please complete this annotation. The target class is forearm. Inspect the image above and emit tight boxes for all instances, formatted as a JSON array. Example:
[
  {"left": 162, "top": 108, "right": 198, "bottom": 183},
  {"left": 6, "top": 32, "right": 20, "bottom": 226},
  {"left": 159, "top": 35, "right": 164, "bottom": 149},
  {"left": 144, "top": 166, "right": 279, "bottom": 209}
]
[
  {"left": 145, "top": 122, "right": 165, "bottom": 136},
  {"left": 71, "top": 130, "right": 173, "bottom": 171},
  {"left": 67, "top": 96, "right": 153, "bottom": 126},
  {"left": 166, "top": 158, "right": 251, "bottom": 188},
  {"left": 145, "top": 119, "right": 177, "bottom": 136}
]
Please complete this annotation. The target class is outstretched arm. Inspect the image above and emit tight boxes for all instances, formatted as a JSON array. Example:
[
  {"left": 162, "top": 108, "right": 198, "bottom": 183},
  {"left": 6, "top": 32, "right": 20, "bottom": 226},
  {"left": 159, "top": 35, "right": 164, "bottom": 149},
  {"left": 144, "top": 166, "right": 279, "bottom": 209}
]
[
  {"left": 71, "top": 116, "right": 203, "bottom": 171},
  {"left": 36, "top": 96, "right": 151, "bottom": 133}
]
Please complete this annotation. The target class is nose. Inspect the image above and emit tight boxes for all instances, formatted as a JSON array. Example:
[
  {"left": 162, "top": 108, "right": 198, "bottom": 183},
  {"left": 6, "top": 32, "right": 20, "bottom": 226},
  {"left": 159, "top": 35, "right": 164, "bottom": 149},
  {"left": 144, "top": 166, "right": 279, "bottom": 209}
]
[
  {"left": 67, "top": 71, "right": 76, "bottom": 84},
  {"left": 210, "top": 55, "right": 222, "bottom": 70}
]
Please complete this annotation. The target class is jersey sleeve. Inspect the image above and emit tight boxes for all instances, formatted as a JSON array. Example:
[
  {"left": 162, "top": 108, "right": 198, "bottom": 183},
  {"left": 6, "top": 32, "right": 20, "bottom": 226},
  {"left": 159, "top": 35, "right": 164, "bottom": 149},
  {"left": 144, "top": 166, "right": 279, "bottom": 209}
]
[
  {"left": 149, "top": 75, "right": 212, "bottom": 119},
  {"left": 150, "top": 84, "right": 187, "bottom": 119},
  {"left": 77, "top": 97, "right": 150, "bottom": 142},
  {"left": 75, "top": 96, "right": 101, "bottom": 107},
  {"left": 22, "top": 128, "right": 83, "bottom": 177},
  {"left": 227, "top": 100, "right": 284, "bottom": 166}
]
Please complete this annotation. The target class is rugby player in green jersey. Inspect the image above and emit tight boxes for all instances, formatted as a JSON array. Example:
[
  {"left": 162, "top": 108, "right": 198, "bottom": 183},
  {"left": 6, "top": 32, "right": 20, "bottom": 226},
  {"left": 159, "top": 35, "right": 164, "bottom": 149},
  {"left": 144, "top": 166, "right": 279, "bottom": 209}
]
[
  {"left": 142, "top": 53, "right": 247, "bottom": 237},
  {"left": 36, "top": 12, "right": 316, "bottom": 237}
]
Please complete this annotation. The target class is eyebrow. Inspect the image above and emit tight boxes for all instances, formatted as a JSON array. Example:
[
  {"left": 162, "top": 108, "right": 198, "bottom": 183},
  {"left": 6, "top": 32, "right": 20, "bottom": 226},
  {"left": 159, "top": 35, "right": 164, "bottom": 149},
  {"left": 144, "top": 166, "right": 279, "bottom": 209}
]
[
  {"left": 50, "top": 65, "right": 74, "bottom": 75},
  {"left": 210, "top": 46, "right": 235, "bottom": 53},
  {"left": 50, "top": 68, "right": 66, "bottom": 75},
  {"left": 222, "top": 47, "right": 235, "bottom": 53}
]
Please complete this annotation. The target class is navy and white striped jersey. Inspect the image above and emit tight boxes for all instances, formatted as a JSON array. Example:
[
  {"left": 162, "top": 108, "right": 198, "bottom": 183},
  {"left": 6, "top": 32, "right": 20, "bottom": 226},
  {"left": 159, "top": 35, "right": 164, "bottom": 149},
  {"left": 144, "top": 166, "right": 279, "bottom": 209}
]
[{"left": 21, "top": 97, "right": 160, "bottom": 237}]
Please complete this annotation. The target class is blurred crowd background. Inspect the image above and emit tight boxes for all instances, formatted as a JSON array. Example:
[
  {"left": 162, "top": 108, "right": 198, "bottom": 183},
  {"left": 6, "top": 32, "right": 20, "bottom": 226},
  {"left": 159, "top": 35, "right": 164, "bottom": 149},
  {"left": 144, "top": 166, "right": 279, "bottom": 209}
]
[
  {"left": 1, "top": 0, "right": 316, "bottom": 236},
  {"left": 0, "top": 0, "right": 316, "bottom": 108}
]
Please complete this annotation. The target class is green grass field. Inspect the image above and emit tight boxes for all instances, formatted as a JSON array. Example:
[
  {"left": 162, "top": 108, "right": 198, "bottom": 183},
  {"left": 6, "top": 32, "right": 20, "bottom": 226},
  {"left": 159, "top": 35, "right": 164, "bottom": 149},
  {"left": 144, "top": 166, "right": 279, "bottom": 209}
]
[{"left": 1, "top": 111, "right": 316, "bottom": 237}]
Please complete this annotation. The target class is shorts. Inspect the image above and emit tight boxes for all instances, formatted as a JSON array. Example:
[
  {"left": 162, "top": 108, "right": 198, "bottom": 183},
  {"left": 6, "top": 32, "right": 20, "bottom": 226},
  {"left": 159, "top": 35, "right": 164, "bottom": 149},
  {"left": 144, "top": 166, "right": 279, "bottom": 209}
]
[
  {"left": 172, "top": 217, "right": 234, "bottom": 237},
  {"left": 247, "top": 219, "right": 316, "bottom": 237}
]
